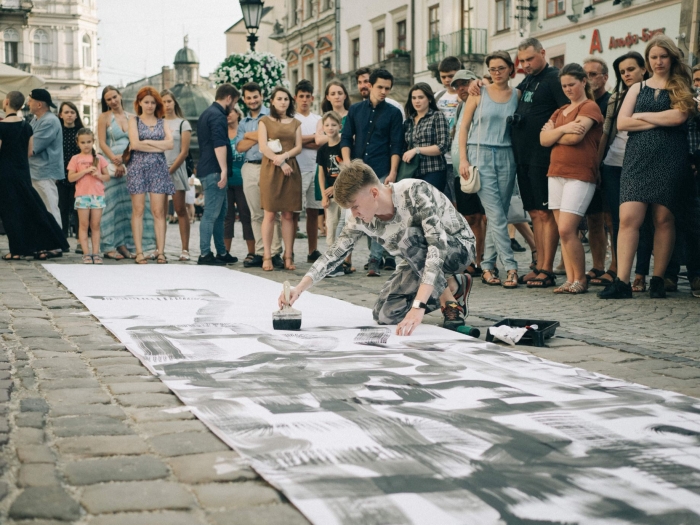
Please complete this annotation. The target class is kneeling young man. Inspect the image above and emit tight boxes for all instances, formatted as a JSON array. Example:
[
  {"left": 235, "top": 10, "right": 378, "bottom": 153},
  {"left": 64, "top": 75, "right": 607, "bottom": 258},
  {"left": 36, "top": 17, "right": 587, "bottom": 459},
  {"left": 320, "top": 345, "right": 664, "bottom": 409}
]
[{"left": 280, "top": 160, "right": 476, "bottom": 335}]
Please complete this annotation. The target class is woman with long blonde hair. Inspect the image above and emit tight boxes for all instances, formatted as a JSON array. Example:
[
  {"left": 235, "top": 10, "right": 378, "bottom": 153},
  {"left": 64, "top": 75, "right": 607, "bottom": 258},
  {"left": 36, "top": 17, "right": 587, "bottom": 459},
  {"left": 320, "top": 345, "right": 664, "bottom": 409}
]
[{"left": 599, "top": 35, "right": 693, "bottom": 299}]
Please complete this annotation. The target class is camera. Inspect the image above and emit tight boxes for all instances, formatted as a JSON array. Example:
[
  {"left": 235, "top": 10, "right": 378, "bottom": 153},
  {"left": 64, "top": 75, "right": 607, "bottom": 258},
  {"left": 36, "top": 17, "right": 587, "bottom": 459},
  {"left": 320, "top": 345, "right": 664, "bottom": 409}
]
[{"left": 507, "top": 113, "right": 524, "bottom": 128}]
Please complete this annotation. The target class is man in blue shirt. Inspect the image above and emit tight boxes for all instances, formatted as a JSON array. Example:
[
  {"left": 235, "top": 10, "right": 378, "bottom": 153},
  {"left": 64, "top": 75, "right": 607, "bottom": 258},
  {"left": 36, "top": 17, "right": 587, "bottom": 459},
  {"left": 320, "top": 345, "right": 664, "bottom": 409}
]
[
  {"left": 341, "top": 69, "right": 403, "bottom": 276},
  {"left": 28, "top": 89, "right": 64, "bottom": 230},
  {"left": 197, "top": 83, "right": 240, "bottom": 266},
  {"left": 236, "top": 82, "right": 283, "bottom": 269}
]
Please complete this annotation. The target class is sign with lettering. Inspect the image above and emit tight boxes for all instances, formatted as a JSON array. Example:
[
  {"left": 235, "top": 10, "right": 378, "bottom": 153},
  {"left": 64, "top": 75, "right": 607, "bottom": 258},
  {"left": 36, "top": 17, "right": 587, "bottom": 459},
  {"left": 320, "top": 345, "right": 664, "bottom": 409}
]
[{"left": 589, "top": 27, "right": 666, "bottom": 54}]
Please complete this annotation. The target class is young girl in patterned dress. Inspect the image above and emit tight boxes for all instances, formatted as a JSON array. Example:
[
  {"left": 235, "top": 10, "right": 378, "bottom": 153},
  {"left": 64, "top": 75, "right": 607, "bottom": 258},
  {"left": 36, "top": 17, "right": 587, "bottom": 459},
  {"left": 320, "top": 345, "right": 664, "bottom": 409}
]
[
  {"left": 127, "top": 87, "right": 175, "bottom": 264},
  {"left": 67, "top": 129, "right": 110, "bottom": 264}
]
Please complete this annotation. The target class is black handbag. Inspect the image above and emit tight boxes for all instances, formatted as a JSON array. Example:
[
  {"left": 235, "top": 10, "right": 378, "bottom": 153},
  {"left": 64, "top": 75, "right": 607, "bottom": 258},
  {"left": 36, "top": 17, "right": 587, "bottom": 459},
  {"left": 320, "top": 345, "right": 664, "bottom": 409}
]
[{"left": 397, "top": 120, "right": 419, "bottom": 182}]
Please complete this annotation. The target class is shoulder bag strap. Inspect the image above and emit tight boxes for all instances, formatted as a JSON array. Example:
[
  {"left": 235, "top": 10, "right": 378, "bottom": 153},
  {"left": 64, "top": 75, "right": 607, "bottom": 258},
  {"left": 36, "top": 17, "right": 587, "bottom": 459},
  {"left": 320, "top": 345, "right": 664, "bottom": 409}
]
[
  {"left": 476, "top": 87, "right": 483, "bottom": 165},
  {"left": 358, "top": 102, "right": 383, "bottom": 159}
]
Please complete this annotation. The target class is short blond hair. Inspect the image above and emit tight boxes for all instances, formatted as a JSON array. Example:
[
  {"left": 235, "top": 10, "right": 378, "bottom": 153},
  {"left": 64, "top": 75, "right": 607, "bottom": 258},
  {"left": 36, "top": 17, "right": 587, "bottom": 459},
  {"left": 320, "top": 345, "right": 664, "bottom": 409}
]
[{"left": 333, "top": 160, "right": 381, "bottom": 208}]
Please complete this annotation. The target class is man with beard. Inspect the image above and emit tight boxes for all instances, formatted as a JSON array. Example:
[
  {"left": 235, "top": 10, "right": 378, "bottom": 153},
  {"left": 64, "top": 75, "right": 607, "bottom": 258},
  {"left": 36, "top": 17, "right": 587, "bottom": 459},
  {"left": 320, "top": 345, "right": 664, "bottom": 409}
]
[
  {"left": 354, "top": 67, "right": 405, "bottom": 118},
  {"left": 237, "top": 82, "right": 283, "bottom": 269},
  {"left": 197, "top": 83, "right": 239, "bottom": 266}
]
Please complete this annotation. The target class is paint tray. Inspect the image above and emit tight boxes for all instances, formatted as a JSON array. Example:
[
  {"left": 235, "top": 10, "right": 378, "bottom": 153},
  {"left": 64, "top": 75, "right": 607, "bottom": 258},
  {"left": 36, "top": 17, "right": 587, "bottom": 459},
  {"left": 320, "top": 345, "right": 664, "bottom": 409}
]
[{"left": 485, "top": 318, "right": 560, "bottom": 347}]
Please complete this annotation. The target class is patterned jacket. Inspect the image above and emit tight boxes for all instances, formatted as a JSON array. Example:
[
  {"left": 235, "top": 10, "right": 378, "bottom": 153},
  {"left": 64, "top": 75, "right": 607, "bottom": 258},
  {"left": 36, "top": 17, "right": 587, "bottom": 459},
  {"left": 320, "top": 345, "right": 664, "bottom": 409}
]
[{"left": 306, "top": 179, "right": 475, "bottom": 286}]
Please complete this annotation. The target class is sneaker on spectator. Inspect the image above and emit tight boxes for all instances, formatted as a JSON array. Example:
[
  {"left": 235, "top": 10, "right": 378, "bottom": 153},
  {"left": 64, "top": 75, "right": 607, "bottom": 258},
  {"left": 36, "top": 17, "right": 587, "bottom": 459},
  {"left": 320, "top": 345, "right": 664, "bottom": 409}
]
[
  {"left": 383, "top": 257, "right": 396, "bottom": 271},
  {"left": 441, "top": 301, "right": 465, "bottom": 331},
  {"left": 307, "top": 250, "right": 322, "bottom": 263},
  {"left": 367, "top": 258, "right": 381, "bottom": 277},
  {"left": 510, "top": 238, "right": 526, "bottom": 252},
  {"left": 216, "top": 252, "right": 238, "bottom": 265},
  {"left": 271, "top": 254, "right": 285, "bottom": 269},
  {"left": 326, "top": 265, "right": 345, "bottom": 278},
  {"left": 243, "top": 254, "right": 263, "bottom": 268},
  {"left": 597, "top": 278, "right": 632, "bottom": 299},
  {"left": 198, "top": 253, "right": 226, "bottom": 266}
]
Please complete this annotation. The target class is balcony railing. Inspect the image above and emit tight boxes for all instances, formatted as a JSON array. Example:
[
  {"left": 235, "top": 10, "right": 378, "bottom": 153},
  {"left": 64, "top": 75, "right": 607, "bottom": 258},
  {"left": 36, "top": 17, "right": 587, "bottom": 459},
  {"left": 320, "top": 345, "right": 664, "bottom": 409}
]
[{"left": 426, "top": 28, "right": 487, "bottom": 65}]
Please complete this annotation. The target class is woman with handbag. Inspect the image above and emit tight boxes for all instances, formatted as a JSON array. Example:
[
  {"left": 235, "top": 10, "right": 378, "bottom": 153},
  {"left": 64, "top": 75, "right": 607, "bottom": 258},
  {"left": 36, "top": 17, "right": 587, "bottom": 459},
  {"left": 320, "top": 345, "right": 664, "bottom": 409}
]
[
  {"left": 161, "top": 89, "right": 193, "bottom": 261},
  {"left": 97, "top": 86, "right": 156, "bottom": 260},
  {"left": 459, "top": 51, "right": 520, "bottom": 289},
  {"left": 258, "top": 86, "right": 303, "bottom": 271},
  {"left": 400, "top": 83, "right": 450, "bottom": 192}
]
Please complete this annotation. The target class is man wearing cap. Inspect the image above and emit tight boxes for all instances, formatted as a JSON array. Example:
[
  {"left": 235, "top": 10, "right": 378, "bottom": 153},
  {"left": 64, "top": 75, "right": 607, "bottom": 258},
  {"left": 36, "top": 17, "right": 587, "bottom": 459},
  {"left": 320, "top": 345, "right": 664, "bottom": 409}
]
[
  {"left": 28, "top": 89, "right": 64, "bottom": 231},
  {"left": 449, "top": 70, "right": 486, "bottom": 276}
]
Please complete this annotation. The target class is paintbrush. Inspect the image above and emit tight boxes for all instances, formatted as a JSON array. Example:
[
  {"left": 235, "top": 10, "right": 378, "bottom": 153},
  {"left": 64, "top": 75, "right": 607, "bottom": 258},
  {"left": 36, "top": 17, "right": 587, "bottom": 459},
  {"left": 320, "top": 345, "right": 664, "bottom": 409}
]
[{"left": 272, "top": 281, "right": 302, "bottom": 331}]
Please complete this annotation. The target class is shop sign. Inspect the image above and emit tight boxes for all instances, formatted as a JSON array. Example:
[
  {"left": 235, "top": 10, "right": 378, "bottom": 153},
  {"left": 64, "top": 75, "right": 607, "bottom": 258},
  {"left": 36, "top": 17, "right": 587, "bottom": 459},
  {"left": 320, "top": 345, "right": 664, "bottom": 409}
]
[{"left": 589, "top": 27, "right": 666, "bottom": 54}]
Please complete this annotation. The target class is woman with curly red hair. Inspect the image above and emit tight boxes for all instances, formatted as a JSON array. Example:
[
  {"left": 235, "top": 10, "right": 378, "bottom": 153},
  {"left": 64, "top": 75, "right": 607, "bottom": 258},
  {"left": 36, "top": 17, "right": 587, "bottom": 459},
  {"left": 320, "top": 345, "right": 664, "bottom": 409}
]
[{"left": 127, "top": 86, "right": 175, "bottom": 264}]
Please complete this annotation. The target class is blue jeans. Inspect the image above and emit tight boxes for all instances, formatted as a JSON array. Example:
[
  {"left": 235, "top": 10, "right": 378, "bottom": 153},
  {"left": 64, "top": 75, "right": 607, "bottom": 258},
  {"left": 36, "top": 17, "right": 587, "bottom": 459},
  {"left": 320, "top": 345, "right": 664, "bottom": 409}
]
[
  {"left": 470, "top": 146, "right": 517, "bottom": 271},
  {"left": 601, "top": 164, "right": 621, "bottom": 250},
  {"left": 369, "top": 174, "right": 390, "bottom": 262},
  {"left": 418, "top": 170, "right": 447, "bottom": 195},
  {"left": 667, "top": 171, "right": 700, "bottom": 279},
  {"left": 199, "top": 174, "right": 228, "bottom": 256}
]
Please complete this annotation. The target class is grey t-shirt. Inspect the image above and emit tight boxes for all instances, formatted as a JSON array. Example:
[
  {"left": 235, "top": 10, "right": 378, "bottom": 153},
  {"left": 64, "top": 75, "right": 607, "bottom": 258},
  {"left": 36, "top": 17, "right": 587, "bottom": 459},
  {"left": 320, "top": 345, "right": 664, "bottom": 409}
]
[{"left": 164, "top": 118, "right": 192, "bottom": 166}]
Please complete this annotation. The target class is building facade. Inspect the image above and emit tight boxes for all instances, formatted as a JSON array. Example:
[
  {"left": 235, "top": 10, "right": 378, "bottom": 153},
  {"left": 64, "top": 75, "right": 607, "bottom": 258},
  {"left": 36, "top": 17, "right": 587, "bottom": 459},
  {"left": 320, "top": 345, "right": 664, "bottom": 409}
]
[
  {"left": 225, "top": 0, "right": 285, "bottom": 58},
  {"left": 0, "top": 0, "right": 99, "bottom": 125}
]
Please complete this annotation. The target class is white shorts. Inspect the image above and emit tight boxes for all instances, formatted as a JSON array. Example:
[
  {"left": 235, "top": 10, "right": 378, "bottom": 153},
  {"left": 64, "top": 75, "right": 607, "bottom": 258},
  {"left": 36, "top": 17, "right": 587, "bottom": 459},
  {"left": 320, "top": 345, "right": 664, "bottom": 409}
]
[
  {"left": 547, "top": 177, "right": 596, "bottom": 217},
  {"left": 301, "top": 170, "right": 323, "bottom": 210}
]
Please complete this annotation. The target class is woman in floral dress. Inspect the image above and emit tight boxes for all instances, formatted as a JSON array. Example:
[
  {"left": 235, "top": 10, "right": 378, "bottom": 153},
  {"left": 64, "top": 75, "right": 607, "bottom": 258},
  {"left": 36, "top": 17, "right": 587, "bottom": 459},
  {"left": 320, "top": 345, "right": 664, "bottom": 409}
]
[{"left": 127, "top": 87, "right": 175, "bottom": 264}]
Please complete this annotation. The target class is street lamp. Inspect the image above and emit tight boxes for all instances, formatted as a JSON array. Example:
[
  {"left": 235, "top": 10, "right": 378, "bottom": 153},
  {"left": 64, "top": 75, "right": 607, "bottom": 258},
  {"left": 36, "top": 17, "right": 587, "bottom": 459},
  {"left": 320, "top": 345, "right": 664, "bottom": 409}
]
[{"left": 239, "top": 0, "right": 265, "bottom": 52}]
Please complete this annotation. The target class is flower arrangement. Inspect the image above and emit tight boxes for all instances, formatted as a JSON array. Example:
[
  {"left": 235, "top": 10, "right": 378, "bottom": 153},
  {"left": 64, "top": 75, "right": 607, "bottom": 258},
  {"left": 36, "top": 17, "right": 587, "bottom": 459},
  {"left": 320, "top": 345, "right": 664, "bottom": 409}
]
[{"left": 213, "top": 52, "right": 289, "bottom": 106}]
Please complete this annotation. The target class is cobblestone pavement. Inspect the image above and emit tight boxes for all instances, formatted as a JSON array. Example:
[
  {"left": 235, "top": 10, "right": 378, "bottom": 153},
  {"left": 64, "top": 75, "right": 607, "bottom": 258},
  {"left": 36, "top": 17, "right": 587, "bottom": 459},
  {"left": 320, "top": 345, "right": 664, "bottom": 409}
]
[{"left": 1, "top": 219, "right": 698, "bottom": 523}]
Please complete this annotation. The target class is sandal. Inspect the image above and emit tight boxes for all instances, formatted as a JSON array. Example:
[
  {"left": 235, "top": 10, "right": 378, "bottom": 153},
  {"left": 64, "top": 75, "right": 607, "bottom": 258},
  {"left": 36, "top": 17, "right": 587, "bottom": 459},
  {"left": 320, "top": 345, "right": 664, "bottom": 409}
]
[
  {"left": 134, "top": 252, "right": 148, "bottom": 265},
  {"left": 82, "top": 254, "right": 94, "bottom": 264},
  {"left": 553, "top": 281, "right": 572, "bottom": 294},
  {"left": 585, "top": 268, "right": 605, "bottom": 284},
  {"left": 103, "top": 251, "right": 125, "bottom": 260},
  {"left": 92, "top": 254, "right": 103, "bottom": 265},
  {"left": 117, "top": 247, "right": 136, "bottom": 259},
  {"left": 243, "top": 253, "right": 255, "bottom": 265},
  {"left": 262, "top": 257, "right": 274, "bottom": 271},
  {"left": 590, "top": 270, "right": 617, "bottom": 286},
  {"left": 481, "top": 269, "right": 501, "bottom": 286},
  {"left": 34, "top": 251, "right": 48, "bottom": 260},
  {"left": 179, "top": 250, "right": 190, "bottom": 261},
  {"left": 342, "top": 260, "right": 356, "bottom": 274},
  {"left": 2, "top": 253, "right": 20, "bottom": 261},
  {"left": 632, "top": 276, "right": 647, "bottom": 293},
  {"left": 148, "top": 251, "right": 159, "bottom": 261},
  {"left": 284, "top": 257, "right": 296, "bottom": 271},
  {"left": 529, "top": 250, "right": 538, "bottom": 271},
  {"left": 568, "top": 280, "right": 588, "bottom": 294},
  {"left": 527, "top": 270, "right": 557, "bottom": 288},
  {"left": 503, "top": 270, "right": 518, "bottom": 289},
  {"left": 156, "top": 253, "right": 168, "bottom": 264},
  {"left": 519, "top": 268, "right": 538, "bottom": 285}
]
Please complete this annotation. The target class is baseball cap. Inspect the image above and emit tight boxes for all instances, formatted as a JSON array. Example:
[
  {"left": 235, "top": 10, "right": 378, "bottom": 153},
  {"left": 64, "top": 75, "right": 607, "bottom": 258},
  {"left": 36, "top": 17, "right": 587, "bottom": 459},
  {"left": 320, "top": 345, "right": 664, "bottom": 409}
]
[
  {"left": 450, "top": 70, "right": 479, "bottom": 87},
  {"left": 28, "top": 88, "right": 56, "bottom": 108}
]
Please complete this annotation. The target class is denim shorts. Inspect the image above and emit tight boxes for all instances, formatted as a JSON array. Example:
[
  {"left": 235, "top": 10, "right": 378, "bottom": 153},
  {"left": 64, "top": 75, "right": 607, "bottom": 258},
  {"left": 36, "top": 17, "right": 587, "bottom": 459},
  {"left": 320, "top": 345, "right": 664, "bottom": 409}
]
[{"left": 74, "top": 195, "right": 106, "bottom": 209}]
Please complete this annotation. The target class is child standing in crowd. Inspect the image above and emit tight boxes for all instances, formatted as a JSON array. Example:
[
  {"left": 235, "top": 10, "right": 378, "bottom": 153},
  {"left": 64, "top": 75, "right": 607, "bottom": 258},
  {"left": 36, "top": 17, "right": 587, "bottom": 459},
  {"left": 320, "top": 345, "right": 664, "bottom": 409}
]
[
  {"left": 316, "top": 111, "right": 344, "bottom": 278},
  {"left": 67, "top": 129, "right": 110, "bottom": 264},
  {"left": 540, "top": 63, "right": 604, "bottom": 294},
  {"left": 58, "top": 102, "right": 84, "bottom": 240}
]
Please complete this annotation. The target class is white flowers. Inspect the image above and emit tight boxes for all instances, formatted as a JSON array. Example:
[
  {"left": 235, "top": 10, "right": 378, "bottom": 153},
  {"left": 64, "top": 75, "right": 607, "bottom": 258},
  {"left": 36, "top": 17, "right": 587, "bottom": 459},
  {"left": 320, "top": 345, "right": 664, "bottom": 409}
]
[{"left": 214, "top": 52, "right": 288, "bottom": 104}]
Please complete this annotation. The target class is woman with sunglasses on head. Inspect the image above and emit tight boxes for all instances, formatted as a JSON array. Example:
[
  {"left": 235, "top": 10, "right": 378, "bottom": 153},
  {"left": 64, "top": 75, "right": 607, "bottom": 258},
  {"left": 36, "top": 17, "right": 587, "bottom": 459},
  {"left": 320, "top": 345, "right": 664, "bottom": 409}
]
[{"left": 459, "top": 51, "right": 520, "bottom": 289}]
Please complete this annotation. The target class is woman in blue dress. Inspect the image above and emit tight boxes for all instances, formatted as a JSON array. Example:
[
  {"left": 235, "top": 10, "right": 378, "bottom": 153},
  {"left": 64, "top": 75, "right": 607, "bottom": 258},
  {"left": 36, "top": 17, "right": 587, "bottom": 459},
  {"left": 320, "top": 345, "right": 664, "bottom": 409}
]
[
  {"left": 97, "top": 86, "right": 156, "bottom": 260},
  {"left": 127, "top": 87, "right": 175, "bottom": 264}
]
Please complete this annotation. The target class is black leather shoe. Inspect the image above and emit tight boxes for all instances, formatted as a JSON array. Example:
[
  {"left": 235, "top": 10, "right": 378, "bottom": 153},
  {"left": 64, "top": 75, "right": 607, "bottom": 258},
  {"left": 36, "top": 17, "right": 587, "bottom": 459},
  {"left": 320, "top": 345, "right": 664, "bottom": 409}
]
[
  {"left": 663, "top": 276, "right": 678, "bottom": 292},
  {"left": 383, "top": 257, "right": 396, "bottom": 271},
  {"left": 597, "top": 278, "right": 632, "bottom": 299},
  {"left": 198, "top": 253, "right": 225, "bottom": 266},
  {"left": 510, "top": 238, "right": 526, "bottom": 252},
  {"left": 243, "top": 254, "right": 263, "bottom": 268},
  {"left": 307, "top": 250, "right": 322, "bottom": 263},
  {"left": 649, "top": 276, "right": 667, "bottom": 298},
  {"left": 216, "top": 252, "right": 238, "bottom": 264},
  {"left": 271, "top": 254, "right": 285, "bottom": 269}
]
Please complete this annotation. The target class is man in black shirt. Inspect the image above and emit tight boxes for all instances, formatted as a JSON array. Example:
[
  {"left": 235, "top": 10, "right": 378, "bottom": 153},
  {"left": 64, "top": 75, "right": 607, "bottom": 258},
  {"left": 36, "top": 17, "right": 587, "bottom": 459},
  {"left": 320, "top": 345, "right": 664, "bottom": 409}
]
[
  {"left": 582, "top": 57, "right": 613, "bottom": 285},
  {"left": 512, "top": 38, "right": 569, "bottom": 288}
]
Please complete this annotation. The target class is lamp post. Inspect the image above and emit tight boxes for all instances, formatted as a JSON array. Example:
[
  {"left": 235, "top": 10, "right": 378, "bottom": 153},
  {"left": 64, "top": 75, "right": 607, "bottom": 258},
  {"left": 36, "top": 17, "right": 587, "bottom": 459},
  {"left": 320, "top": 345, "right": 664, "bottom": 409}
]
[{"left": 239, "top": 0, "right": 265, "bottom": 52}]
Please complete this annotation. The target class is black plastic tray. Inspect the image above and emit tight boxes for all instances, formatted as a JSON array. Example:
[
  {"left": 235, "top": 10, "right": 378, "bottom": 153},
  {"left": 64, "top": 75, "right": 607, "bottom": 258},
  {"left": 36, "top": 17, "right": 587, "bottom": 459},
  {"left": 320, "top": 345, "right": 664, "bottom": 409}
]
[{"left": 485, "top": 318, "right": 560, "bottom": 347}]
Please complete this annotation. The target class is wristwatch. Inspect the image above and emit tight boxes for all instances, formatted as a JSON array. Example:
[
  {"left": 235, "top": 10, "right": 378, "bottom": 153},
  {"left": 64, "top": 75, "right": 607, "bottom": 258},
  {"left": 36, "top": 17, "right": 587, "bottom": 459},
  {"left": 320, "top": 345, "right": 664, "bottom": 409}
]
[{"left": 411, "top": 300, "right": 428, "bottom": 310}]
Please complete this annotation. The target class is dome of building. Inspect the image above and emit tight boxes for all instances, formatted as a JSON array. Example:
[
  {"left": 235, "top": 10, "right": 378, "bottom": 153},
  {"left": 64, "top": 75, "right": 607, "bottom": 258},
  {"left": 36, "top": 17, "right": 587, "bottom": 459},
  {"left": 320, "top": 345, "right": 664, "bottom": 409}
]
[
  {"left": 171, "top": 83, "right": 214, "bottom": 119},
  {"left": 174, "top": 35, "right": 199, "bottom": 64}
]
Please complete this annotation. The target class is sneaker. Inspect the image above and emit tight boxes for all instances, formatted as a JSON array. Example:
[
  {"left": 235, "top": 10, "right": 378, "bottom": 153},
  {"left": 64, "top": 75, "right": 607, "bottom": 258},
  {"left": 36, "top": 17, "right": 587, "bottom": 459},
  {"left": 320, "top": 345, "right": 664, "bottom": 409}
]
[
  {"left": 216, "top": 252, "right": 238, "bottom": 265},
  {"left": 452, "top": 272, "right": 473, "bottom": 318},
  {"left": 663, "top": 276, "right": 678, "bottom": 292},
  {"left": 295, "top": 231, "right": 308, "bottom": 239},
  {"left": 243, "top": 254, "right": 263, "bottom": 268},
  {"left": 307, "top": 250, "right": 322, "bottom": 263},
  {"left": 326, "top": 265, "right": 345, "bottom": 278},
  {"left": 441, "top": 301, "right": 465, "bottom": 331},
  {"left": 383, "top": 257, "right": 396, "bottom": 271},
  {"left": 510, "top": 238, "right": 526, "bottom": 252},
  {"left": 198, "top": 252, "right": 226, "bottom": 266},
  {"left": 367, "top": 258, "right": 381, "bottom": 277},
  {"left": 364, "top": 258, "right": 382, "bottom": 271},
  {"left": 649, "top": 276, "right": 667, "bottom": 299},
  {"left": 75, "top": 245, "right": 83, "bottom": 255},
  {"left": 271, "top": 254, "right": 285, "bottom": 269},
  {"left": 597, "top": 278, "right": 632, "bottom": 299},
  {"left": 691, "top": 276, "right": 700, "bottom": 298}
]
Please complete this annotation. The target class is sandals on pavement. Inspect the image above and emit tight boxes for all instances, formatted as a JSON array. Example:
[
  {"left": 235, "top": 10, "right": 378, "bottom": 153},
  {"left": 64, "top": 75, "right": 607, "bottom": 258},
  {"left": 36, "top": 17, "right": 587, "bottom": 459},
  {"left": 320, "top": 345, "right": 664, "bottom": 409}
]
[
  {"left": 103, "top": 251, "right": 125, "bottom": 260},
  {"left": 34, "top": 251, "right": 48, "bottom": 260},
  {"left": 3, "top": 253, "right": 20, "bottom": 261},
  {"left": 481, "top": 270, "right": 501, "bottom": 286},
  {"left": 553, "top": 281, "right": 572, "bottom": 294},
  {"left": 82, "top": 254, "right": 94, "bottom": 264},
  {"left": 156, "top": 253, "right": 168, "bottom": 264},
  {"left": 590, "top": 269, "right": 617, "bottom": 286},
  {"left": 284, "top": 256, "right": 296, "bottom": 271},
  {"left": 503, "top": 270, "right": 518, "bottom": 289},
  {"left": 92, "top": 254, "right": 103, "bottom": 265},
  {"left": 262, "top": 257, "right": 274, "bottom": 271},
  {"left": 527, "top": 270, "right": 557, "bottom": 289},
  {"left": 134, "top": 253, "right": 148, "bottom": 265},
  {"left": 117, "top": 247, "right": 136, "bottom": 259},
  {"left": 342, "top": 260, "right": 356, "bottom": 274},
  {"left": 632, "top": 276, "right": 647, "bottom": 292},
  {"left": 585, "top": 268, "right": 605, "bottom": 284},
  {"left": 568, "top": 280, "right": 588, "bottom": 294},
  {"left": 243, "top": 253, "right": 255, "bottom": 265},
  {"left": 179, "top": 250, "right": 190, "bottom": 261},
  {"left": 519, "top": 268, "right": 538, "bottom": 285},
  {"left": 529, "top": 250, "right": 538, "bottom": 271}
]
